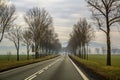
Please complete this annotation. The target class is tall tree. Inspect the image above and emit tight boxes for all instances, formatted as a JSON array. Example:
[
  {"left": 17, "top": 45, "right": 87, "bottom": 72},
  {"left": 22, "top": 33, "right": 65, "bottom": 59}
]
[
  {"left": 24, "top": 7, "right": 53, "bottom": 58},
  {"left": 0, "top": 0, "right": 16, "bottom": 42},
  {"left": 22, "top": 29, "right": 32, "bottom": 60},
  {"left": 6, "top": 25, "right": 22, "bottom": 61},
  {"left": 86, "top": 0, "right": 120, "bottom": 65},
  {"left": 67, "top": 18, "right": 94, "bottom": 59}
]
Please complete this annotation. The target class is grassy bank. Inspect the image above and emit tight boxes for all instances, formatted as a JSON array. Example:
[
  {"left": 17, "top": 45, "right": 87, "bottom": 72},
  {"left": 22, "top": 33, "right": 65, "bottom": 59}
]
[
  {"left": 0, "top": 55, "right": 58, "bottom": 72},
  {"left": 70, "top": 55, "right": 120, "bottom": 80}
]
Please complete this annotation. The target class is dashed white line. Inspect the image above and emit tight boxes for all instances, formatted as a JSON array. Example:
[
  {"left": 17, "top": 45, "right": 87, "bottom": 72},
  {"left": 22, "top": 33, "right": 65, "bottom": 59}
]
[
  {"left": 24, "top": 58, "right": 63, "bottom": 80},
  {"left": 38, "top": 70, "right": 44, "bottom": 74},
  {"left": 28, "top": 75, "right": 36, "bottom": 80},
  {"left": 68, "top": 56, "right": 89, "bottom": 80},
  {"left": 43, "top": 66, "right": 49, "bottom": 70}
]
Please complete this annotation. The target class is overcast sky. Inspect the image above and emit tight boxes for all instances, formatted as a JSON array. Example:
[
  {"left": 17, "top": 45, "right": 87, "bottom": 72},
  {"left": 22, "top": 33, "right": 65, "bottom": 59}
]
[
  {"left": 10, "top": 0, "right": 91, "bottom": 46},
  {"left": 1, "top": 0, "right": 120, "bottom": 51}
]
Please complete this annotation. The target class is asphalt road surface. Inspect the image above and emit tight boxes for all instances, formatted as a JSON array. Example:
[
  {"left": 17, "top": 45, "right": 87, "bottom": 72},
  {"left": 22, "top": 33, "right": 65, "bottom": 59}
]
[{"left": 0, "top": 55, "right": 89, "bottom": 80}]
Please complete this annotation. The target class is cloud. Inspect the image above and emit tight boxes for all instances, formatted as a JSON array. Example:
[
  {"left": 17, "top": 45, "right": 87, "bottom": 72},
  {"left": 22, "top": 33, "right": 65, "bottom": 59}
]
[
  {"left": 92, "top": 31, "right": 120, "bottom": 49},
  {"left": 54, "top": 26, "right": 72, "bottom": 42}
]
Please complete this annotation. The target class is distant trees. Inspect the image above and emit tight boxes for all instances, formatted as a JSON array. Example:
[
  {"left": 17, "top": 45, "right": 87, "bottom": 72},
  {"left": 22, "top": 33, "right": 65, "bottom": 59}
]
[
  {"left": 86, "top": 0, "right": 120, "bottom": 65},
  {"left": 95, "top": 48, "right": 100, "bottom": 54},
  {"left": 0, "top": 0, "right": 16, "bottom": 42},
  {"left": 6, "top": 25, "right": 22, "bottom": 61},
  {"left": 67, "top": 18, "right": 94, "bottom": 59},
  {"left": 24, "top": 7, "right": 61, "bottom": 59},
  {"left": 7, "top": 51, "right": 11, "bottom": 61},
  {"left": 52, "top": 38, "right": 61, "bottom": 54}
]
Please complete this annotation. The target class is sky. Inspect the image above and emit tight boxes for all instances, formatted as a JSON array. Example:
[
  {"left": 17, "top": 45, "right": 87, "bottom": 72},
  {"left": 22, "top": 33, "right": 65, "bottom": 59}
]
[
  {"left": 1, "top": 0, "right": 120, "bottom": 54},
  {"left": 10, "top": 0, "right": 91, "bottom": 46}
]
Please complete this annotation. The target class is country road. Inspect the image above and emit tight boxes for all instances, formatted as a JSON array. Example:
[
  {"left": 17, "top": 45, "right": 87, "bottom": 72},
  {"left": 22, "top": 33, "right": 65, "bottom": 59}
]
[{"left": 0, "top": 55, "right": 89, "bottom": 80}]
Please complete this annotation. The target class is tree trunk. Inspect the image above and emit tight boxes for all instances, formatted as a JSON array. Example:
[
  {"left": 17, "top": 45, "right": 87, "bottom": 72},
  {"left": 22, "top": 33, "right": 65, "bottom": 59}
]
[
  {"left": 17, "top": 38, "right": 20, "bottom": 61},
  {"left": 106, "top": 14, "right": 111, "bottom": 66},
  {"left": 0, "top": 30, "right": 5, "bottom": 43},
  {"left": 86, "top": 43, "right": 89, "bottom": 60},
  {"left": 27, "top": 45, "right": 29, "bottom": 60},
  {"left": 17, "top": 47, "right": 19, "bottom": 61},
  {"left": 83, "top": 45, "right": 86, "bottom": 59},
  {"left": 106, "top": 31, "right": 111, "bottom": 66},
  {"left": 35, "top": 43, "right": 39, "bottom": 59},
  {"left": 46, "top": 43, "right": 48, "bottom": 56},
  {"left": 81, "top": 45, "right": 83, "bottom": 59}
]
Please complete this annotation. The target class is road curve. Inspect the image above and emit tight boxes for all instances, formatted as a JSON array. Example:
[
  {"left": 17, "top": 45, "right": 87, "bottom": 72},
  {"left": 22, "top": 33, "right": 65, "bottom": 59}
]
[{"left": 0, "top": 55, "right": 88, "bottom": 80}]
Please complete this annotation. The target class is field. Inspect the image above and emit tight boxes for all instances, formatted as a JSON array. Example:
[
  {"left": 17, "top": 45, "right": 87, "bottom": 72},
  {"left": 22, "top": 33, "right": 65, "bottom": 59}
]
[
  {"left": 71, "top": 54, "right": 120, "bottom": 80},
  {"left": 88, "top": 54, "right": 120, "bottom": 67},
  {"left": 0, "top": 55, "right": 34, "bottom": 61},
  {"left": 0, "top": 55, "right": 57, "bottom": 72}
]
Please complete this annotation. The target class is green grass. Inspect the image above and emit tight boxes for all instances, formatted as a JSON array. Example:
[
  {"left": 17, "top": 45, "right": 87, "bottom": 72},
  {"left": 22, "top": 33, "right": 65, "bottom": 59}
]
[
  {"left": 0, "top": 55, "right": 58, "bottom": 72},
  {"left": 71, "top": 54, "right": 120, "bottom": 80},
  {"left": 0, "top": 55, "right": 34, "bottom": 61},
  {"left": 88, "top": 54, "right": 120, "bottom": 67}
]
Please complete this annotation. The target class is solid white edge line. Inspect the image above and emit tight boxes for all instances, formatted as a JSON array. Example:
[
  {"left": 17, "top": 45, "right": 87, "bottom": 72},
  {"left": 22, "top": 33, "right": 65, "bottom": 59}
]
[{"left": 68, "top": 56, "right": 89, "bottom": 80}]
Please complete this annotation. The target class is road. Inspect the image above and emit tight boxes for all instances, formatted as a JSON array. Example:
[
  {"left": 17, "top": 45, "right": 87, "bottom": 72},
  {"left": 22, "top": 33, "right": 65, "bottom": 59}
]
[{"left": 0, "top": 55, "right": 89, "bottom": 80}]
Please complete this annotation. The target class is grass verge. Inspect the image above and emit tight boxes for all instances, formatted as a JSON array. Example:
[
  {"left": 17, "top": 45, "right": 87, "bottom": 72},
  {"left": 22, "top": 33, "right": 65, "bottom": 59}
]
[
  {"left": 70, "top": 55, "right": 120, "bottom": 80},
  {"left": 0, "top": 55, "right": 58, "bottom": 72}
]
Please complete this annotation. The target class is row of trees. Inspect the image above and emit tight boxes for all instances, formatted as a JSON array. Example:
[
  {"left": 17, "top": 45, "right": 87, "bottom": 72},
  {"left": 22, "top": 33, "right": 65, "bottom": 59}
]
[
  {"left": 24, "top": 7, "right": 61, "bottom": 59},
  {"left": 67, "top": 18, "right": 94, "bottom": 59},
  {"left": 0, "top": 0, "right": 61, "bottom": 61},
  {"left": 68, "top": 0, "right": 120, "bottom": 66}
]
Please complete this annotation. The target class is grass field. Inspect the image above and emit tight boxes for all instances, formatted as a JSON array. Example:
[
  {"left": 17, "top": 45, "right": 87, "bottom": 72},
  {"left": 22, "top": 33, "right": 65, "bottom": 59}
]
[
  {"left": 0, "top": 55, "right": 34, "bottom": 61},
  {"left": 71, "top": 54, "right": 120, "bottom": 80},
  {"left": 88, "top": 54, "right": 120, "bottom": 67}
]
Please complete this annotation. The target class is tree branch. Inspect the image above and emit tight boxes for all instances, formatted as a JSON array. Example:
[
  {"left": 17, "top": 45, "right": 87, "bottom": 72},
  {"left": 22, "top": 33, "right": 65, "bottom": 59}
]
[
  {"left": 99, "top": 27, "right": 107, "bottom": 34},
  {"left": 88, "top": 1, "right": 106, "bottom": 17}
]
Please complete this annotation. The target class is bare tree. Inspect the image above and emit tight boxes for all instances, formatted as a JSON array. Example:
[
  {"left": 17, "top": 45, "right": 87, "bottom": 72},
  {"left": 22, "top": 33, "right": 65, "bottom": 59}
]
[
  {"left": 0, "top": 0, "right": 16, "bottom": 42},
  {"left": 22, "top": 29, "right": 32, "bottom": 60},
  {"left": 86, "top": 0, "right": 120, "bottom": 65},
  {"left": 67, "top": 18, "right": 94, "bottom": 59},
  {"left": 24, "top": 7, "right": 53, "bottom": 58},
  {"left": 6, "top": 25, "right": 22, "bottom": 61}
]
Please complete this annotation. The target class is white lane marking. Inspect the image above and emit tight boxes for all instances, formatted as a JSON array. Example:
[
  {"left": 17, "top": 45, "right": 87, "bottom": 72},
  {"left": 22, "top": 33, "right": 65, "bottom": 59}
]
[
  {"left": 68, "top": 56, "right": 89, "bottom": 80},
  {"left": 43, "top": 66, "right": 49, "bottom": 70},
  {"left": 24, "top": 58, "right": 63, "bottom": 80},
  {"left": 38, "top": 70, "right": 44, "bottom": 74},
  {"left": 28, "top": 75, "right": 36, "bottom": 80}
]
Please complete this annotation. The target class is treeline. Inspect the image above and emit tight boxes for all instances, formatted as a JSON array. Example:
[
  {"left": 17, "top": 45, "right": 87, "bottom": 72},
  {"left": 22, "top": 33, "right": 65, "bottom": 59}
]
[
  {"left": 68, "top": 0, "right": 120, "bottom": 66},
  {"left": 0, "top": 0, "right": 61, "bottom": 61},
  {"left": 67, "top": 18, "right": 94, "bottom": 59}
]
